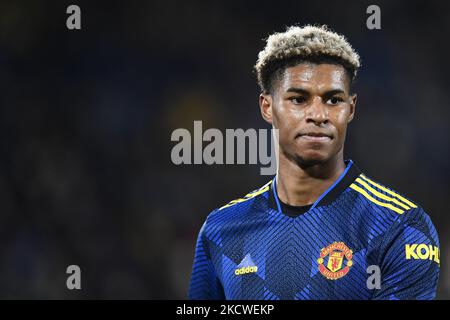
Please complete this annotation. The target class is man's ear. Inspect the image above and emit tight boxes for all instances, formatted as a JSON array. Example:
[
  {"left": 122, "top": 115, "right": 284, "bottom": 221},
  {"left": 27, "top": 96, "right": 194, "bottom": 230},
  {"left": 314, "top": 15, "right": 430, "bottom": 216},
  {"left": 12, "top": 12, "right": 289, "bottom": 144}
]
[
  {"left": 259, "top": 93, "right": 273, "bottom": 124},
  {"left": 347, "top": 94, "right": 357, "bottom": 123}
]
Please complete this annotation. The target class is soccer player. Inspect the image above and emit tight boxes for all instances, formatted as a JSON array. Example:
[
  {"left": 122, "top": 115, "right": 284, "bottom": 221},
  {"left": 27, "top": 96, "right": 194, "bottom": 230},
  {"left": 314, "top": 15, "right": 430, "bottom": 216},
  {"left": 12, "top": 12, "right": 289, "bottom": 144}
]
[{"left": 188, "top": 25, "right": 440, "bottom": 300}]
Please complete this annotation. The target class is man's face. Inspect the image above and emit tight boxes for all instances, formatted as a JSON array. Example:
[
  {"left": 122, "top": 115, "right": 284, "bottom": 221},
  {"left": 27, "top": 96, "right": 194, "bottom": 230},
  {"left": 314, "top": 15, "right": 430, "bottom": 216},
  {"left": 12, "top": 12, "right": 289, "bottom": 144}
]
[{"left": 259, "top": 63, "right": 357, "bottom": 166}]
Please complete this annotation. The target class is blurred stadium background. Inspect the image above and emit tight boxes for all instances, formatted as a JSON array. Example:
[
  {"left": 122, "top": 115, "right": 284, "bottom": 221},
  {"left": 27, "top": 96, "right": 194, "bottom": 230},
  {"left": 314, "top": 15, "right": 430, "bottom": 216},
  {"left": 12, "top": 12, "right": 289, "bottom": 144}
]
[{"left": 0, "top": 0, "right": 449, "bottom": 298}]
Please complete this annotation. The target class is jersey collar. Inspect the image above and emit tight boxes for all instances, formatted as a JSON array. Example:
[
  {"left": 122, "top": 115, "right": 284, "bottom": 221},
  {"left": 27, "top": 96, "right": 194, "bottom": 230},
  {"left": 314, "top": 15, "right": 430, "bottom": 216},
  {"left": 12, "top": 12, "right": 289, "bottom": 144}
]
[{"left": 268, "top": 159, "right": 362, "bottom": 215}]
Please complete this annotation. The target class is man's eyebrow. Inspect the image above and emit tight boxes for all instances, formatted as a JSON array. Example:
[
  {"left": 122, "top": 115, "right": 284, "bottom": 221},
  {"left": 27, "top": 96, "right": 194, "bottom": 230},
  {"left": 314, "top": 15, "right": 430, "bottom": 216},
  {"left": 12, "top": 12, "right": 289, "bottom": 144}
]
[
  {"left": 285, "top": 87, "right": 346, "bottom": 95},
  {"left": 323, "top": 89, "right": 346, "bottom": 96},
  {"left": 285, "top": 87, "right": 310, "bottom": 94}
]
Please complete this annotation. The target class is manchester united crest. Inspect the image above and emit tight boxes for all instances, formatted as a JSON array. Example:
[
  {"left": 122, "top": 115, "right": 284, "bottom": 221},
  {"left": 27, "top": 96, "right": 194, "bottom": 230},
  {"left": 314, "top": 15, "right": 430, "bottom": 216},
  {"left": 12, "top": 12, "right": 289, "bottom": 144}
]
[{"left": 317, "top": 242, "right": 353, "bottom": 280}]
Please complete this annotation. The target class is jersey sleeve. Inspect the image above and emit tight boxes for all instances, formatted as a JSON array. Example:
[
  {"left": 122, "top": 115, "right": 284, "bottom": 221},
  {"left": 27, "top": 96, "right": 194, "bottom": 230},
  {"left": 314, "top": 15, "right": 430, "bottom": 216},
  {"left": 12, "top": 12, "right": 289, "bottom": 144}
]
[
  {"left": 188, "top": 219, "right": 225, "bottom": 300},
  {"left": 372, "top": 207, "right": 440, "bottom": 300}
]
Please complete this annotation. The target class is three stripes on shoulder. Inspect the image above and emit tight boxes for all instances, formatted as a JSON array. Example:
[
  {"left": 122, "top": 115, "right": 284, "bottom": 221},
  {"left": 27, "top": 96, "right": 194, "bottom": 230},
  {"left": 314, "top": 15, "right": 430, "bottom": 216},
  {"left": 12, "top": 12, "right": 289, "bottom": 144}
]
[
  {"left": 219, "top": 181, "right": 271, "bottom": 210},
  {"left": 350, "top": 174, "right": 417, "bottom": 214}
]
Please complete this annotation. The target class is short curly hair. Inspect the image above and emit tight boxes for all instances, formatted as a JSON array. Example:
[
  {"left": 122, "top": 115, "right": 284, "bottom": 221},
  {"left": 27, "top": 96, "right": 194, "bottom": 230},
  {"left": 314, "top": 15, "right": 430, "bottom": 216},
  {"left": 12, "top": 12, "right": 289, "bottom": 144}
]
[{"left": 255, "top": 25, "right": 361, "bottom": 93}]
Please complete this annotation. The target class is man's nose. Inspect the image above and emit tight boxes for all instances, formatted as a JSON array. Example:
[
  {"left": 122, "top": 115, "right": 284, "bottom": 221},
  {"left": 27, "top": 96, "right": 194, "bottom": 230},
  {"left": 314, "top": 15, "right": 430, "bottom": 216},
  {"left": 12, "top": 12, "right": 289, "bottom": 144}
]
[{"left": 306, "top": 96, "right": 328, "bottom": 125}]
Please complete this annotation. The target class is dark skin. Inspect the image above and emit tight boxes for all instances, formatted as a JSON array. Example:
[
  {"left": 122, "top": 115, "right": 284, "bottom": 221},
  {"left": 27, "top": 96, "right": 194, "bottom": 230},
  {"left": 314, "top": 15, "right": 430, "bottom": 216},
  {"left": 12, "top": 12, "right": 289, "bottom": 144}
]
[{"left": 259, "top": 63, "right": 357, "bottom": 207}]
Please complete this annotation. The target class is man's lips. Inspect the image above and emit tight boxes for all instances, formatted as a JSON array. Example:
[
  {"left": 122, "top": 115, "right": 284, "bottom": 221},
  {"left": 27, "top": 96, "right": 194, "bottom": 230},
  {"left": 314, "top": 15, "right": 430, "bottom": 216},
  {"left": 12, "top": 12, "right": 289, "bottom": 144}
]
[
  {"left": 300, "top": 135, "right": 331, "bottom": 142},
  {"left": 296, "top": 132, "right": 333, "bottom": 142}
]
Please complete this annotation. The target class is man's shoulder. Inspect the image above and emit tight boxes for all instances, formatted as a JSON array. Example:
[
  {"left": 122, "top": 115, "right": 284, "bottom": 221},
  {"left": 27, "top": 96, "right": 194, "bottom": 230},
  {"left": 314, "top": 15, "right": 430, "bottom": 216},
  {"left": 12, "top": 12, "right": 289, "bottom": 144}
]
[
  {"left": 205, "top": 180, "right": 272, "bottom": 223},
  {"left": 348, "top": 172, "right": 423, "bottom": 217},
  {"left": 347, "top": 171, "right": 439, "bottom": 234},
  {"left": 348, "top": 172, "right": 439, "bottom": 255}
]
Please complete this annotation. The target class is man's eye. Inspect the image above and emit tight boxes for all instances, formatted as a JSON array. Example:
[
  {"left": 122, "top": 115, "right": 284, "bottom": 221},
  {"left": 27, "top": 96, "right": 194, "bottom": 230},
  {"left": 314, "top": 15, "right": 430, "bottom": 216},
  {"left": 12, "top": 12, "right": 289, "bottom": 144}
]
[
  {"left": 290, "top": 97, "right": 306, "bottom": 104},
  {"left": 327, "top": 97, "right": 344, "bottom": 105}
]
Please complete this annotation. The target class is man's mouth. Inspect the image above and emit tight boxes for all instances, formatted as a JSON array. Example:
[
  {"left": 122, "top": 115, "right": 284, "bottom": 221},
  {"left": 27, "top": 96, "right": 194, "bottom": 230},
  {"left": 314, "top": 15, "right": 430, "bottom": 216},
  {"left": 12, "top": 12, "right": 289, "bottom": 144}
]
[{"left": 297, "top": 131, "right": 333, "bottom": 142}]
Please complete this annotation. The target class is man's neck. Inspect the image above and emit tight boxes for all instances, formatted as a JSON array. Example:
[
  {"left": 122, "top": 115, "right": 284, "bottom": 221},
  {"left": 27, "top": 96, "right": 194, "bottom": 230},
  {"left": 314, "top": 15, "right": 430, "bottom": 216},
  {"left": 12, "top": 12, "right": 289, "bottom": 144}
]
[{"left": 276, "top": 152, "right": 346, "bottom": 207}]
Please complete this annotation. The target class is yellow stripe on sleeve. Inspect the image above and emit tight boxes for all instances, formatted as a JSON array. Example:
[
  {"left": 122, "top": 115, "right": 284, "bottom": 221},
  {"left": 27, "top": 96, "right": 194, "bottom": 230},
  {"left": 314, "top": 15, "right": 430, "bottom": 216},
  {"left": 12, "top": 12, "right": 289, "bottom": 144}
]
[
  {"left": 355, "top": 178, "right": 411, "bottom": 210},
  {"left": 350, "top": 183, "right": 405, "bottom": 214},
  {"left": 219, "top": 182, "right": 271, "bottom": 210},
  {"left": 359, "top": 174, "right": 417, "bottom": 208}
]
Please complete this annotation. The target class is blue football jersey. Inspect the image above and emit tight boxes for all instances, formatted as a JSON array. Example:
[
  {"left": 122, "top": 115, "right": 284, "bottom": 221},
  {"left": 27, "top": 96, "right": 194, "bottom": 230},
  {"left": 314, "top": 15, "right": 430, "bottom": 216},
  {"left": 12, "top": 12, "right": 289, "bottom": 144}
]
[{"left": 189, "top": 160, "right": 440, "bottom": 300}]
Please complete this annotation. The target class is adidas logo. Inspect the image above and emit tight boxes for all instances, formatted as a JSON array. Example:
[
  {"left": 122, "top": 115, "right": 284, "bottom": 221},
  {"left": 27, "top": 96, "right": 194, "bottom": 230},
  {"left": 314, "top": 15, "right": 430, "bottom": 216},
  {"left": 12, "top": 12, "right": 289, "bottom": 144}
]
[{"left": 234, "top": 253, "right": 258, "bottom": 276}]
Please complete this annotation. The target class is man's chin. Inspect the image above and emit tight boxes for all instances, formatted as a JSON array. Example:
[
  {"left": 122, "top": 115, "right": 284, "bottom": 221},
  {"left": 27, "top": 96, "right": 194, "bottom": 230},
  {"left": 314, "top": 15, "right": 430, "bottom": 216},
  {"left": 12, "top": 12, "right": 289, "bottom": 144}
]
[{"left": 293, "top": 153, "right": 329, "bottom": 168}]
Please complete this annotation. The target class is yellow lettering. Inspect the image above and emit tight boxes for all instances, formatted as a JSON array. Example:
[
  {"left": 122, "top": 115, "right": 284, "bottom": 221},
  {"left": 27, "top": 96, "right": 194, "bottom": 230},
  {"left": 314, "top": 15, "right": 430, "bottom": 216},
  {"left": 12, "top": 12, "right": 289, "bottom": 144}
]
[
  {"left": 405, "top": 244, "right": 440, "bottom": 264},
  {"left": 235, "top": 265, "right": 258, "bottom": 276}
]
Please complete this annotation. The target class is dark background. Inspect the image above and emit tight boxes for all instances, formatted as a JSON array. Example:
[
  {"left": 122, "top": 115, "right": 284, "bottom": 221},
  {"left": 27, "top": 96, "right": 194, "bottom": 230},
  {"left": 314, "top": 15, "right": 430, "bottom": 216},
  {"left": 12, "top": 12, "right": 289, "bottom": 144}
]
[{"left": 0, "top": 0, "right": 449, "bottom": 299}]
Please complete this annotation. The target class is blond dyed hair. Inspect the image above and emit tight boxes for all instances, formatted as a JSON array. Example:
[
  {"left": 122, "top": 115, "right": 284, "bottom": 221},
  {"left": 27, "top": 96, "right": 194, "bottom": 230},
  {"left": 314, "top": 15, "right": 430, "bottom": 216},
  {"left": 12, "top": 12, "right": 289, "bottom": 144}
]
[{"left": 255, "top": 25, "right": 361, "bottom": 93}]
